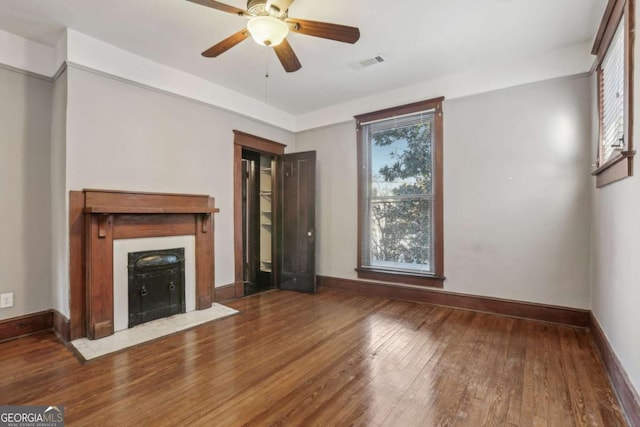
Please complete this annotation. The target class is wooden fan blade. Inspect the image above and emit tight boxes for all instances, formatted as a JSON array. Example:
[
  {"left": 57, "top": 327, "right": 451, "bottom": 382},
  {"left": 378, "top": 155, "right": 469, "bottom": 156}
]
[
  {"left": 287, "top": 18, "right": 360, "bottom": 44},
  {"left": 186, "top": 0, "right": 249, "bottom": 17},
  {"left": 273, "top": 39, "right": 302, "bottom": 72},
  {"left": 202, "top": 29, "right": 250, "bottom": 57}
]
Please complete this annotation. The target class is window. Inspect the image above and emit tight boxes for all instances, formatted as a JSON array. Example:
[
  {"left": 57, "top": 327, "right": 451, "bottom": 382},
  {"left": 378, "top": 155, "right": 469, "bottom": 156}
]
[
  {"left": 592, "top": 0, "right": 634, "bottom": 187},
  {"left": 355, "top": 97, "right": 444, "bottom": 288}
]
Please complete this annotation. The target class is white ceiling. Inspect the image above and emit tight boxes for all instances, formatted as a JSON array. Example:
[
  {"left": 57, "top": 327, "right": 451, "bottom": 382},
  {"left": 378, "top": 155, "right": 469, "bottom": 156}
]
[{"left": 0, "top": 0, "right": 605, "bottom": 115}]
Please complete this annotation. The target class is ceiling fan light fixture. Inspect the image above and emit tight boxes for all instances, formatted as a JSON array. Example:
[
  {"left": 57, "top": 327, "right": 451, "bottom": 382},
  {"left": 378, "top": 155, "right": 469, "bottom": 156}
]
[{"left": 247, "top": 16, "right": 289, "bottom": 47}]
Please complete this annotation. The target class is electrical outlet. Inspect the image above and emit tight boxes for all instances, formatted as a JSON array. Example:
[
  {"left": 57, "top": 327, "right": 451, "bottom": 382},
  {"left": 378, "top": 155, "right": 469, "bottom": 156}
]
[{"left": 0, "top": 292, "right": 14, "bottom": 308}]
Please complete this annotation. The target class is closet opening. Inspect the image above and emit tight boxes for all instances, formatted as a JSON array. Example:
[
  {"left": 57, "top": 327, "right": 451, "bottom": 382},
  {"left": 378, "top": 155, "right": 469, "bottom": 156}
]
[{"left": 241, "top": 149, "right": 277, "bottom": 296}]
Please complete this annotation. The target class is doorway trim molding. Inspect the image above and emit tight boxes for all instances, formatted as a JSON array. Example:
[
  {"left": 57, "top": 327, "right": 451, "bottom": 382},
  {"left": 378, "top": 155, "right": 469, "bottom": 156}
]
[{"left": 233, "top": 130, "right": 286, "bottom": 298}]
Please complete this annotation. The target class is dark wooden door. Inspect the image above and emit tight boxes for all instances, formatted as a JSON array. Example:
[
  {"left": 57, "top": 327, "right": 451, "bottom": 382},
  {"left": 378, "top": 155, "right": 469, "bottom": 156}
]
[{"left": 280, "top": 151, "right": 316, "bottom": 293}]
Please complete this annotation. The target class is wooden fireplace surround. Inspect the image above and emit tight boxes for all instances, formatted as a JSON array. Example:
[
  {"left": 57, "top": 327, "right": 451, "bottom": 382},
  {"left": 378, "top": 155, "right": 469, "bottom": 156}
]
[{"left": 69, "top": 189, "right": 219, "bottom": 340}]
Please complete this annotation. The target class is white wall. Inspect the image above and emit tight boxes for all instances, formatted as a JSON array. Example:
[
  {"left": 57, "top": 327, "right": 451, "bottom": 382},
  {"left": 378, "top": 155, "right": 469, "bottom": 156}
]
[
  {"left": 59, "top": 66, "right": 295, "bottom": 317},
  {"left": 591, "top": 169, "right": 640, "bottom": 394},
  {"left": 50, "top": 69, "right": 68, "bottom": 316},
  {"left": 445, "top": 76, "right": 592, "bottom": 308},
  {"left": 0, "top": 66, "right": 53, "bottom": 319},
  {"left": 296, "top": 75, "right": 592, "bottom": 309},
  {"left": 590, "top": 3, "right": 640, "bottom": 395}
]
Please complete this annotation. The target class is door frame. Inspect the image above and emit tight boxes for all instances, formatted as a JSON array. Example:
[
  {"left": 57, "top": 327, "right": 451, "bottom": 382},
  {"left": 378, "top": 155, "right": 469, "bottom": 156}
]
[{"left": 233, "top": 130, "right": 286, "bottom": 297}]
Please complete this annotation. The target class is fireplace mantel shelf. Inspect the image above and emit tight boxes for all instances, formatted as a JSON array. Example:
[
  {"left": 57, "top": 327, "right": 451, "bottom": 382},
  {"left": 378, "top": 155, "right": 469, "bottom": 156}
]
[{"left": 85, "top": 206, "right": 220, "bottom": 214}]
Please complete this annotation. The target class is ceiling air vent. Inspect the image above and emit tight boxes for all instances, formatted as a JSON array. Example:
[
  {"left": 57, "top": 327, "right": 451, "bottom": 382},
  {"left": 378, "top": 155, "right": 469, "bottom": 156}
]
[{"left": 349, "top": 55, "right": 385, "bottom": 71}]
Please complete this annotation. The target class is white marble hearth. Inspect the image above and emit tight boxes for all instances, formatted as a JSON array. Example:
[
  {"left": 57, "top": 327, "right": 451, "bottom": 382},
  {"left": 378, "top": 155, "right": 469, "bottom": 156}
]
[{"left": 71, "top": 303, "right": 238, "bottom": 360}]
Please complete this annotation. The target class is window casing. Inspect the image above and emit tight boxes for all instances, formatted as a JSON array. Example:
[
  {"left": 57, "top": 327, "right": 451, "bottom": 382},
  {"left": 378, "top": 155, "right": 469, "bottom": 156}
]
[
  {"left": 355, "top": 98, "right": 444, "bottom": 288},
  {"left": 592, "top": 0, "right": 635, "bottom": 187}
]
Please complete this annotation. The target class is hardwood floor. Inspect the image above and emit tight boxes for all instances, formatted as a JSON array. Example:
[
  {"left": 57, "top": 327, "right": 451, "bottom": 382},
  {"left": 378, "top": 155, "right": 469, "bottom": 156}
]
[{"left": 0, "top": 289, "right": 627, "bottom": 426}]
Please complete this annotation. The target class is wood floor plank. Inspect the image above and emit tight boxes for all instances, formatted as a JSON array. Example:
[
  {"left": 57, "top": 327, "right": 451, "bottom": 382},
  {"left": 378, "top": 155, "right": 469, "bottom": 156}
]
[
  {"left": 291, "top": 301, "right": 438, "bottom": 426},
  {"left": 491, "top": 318, "right": 528, "bottom": 426},
  {"left": 0, "top": 288, "right": 627, "bottom": 427},
  {"left": 382, "top": 309, "right": 481, "bottom": 425},
  {"left": 520, "top": 322, "right": 551, "bottom": 426},
  {"left": 546, "top": 324, "right": 577, "bottom": 425},
  {"left": 457, "top": 315, "right": 514, "bottom": 426}
]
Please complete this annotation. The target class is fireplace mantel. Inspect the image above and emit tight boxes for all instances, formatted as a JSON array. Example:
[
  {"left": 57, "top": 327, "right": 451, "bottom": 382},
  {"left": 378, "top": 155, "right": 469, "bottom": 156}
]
[
  {"left": 70, "top": 189, "right": 220, "bottom": 340},
  {"left": 82, "top": 189, "right": 220, "bottom": 214}
]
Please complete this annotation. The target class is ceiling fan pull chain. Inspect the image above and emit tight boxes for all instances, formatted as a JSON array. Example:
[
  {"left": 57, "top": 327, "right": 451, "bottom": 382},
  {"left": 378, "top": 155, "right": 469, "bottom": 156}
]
[{"left": 264, "top": 46, "right": 270, "bottom": 103}]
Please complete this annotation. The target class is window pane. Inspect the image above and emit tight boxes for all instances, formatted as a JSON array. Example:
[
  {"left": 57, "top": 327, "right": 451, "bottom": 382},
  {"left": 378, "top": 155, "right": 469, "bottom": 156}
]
[
  {"left": 601, "top": 18, "right": 625, "bottom": 163},
  {"left": 371, "top": 130, "right": 432, "bottom": 196},
  {"left": 369, "top": 197, "right": 434, "bottom": 273},
  {"left": 363, "top": 111, "right": 435, "bottom": 274}
]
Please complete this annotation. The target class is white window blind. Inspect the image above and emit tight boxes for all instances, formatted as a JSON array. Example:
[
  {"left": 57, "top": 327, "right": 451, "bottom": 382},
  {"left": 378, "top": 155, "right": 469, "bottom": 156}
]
[
  {"left": 363, "top": 110, "right": 435, "bottom": 132},
  {"left": 600, "top": 19, "right": 625, "bottom": 164}
]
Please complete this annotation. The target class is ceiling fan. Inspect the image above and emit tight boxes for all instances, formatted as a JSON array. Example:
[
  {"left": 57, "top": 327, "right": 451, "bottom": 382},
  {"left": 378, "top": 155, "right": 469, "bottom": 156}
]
[{"left": 187, "top": 0, "right": 360, "bottom": 73}]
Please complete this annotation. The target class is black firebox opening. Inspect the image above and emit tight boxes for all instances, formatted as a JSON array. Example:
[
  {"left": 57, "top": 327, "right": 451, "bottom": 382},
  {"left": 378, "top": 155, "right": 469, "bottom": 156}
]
[{"left": 128, "top": 247, "right": 186, "bottom": 328}]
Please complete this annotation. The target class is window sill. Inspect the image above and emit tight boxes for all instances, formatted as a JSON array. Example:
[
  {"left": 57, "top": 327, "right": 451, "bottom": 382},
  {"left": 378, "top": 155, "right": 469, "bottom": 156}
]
[
  {"left": 355, "top": 267, "right": 445, "bottom": 288},
  {"left": 592, "top": 150, "right": 635, "bottom": 188}
]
